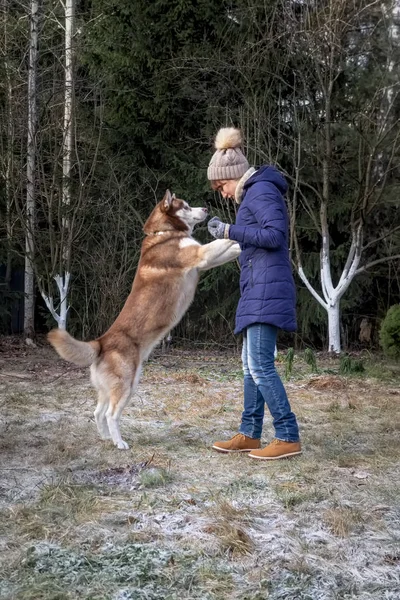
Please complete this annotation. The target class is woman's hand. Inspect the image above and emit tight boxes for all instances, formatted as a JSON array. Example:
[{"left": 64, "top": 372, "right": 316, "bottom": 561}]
[{"left": 208, "top": 217, "right": 230, "bottom": 239}]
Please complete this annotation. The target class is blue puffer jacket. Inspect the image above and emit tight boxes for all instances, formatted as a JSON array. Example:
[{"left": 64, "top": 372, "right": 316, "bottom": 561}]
[{"left": 228, "top": 166, "right": 297, "bottom": 334}]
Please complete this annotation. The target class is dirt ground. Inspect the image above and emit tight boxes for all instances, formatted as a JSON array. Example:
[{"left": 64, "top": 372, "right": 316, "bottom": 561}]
[{"left": 0, "top": 336, "right": 399, "bottom": 599}]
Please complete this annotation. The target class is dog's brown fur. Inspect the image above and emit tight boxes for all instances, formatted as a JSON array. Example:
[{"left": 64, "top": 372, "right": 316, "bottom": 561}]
[{"left": 48, "top": 190, "right": 241, "bottom": 449}]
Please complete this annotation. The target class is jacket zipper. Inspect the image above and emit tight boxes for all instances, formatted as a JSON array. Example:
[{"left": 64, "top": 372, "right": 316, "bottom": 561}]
[{"left": 249, "top": 259, "right": 254, "bottom": 287}]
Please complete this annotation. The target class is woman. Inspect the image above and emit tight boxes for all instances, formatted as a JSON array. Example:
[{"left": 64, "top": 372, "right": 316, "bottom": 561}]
[{"left": 207, "top": 127, "right": 301, "bottom": 460}]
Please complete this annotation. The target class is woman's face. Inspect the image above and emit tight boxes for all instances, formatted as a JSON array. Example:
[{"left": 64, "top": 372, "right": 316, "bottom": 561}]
[{"left": 214, "top": 179, "right": 238, "bottom": 200}]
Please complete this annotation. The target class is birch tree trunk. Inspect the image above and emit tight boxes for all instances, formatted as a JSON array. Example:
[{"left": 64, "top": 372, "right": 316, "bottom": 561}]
[
  {"left": 41, "top": 0, "right": 74, "bottom": 329},
  {"left": 59, "top": 0, "right": 74, "bottom": 329},
  {"left": 24, "top": 0, "right": 39, "bottom": 337},
  {"left": 298, "top": 230, "right": 363, "bottom": 353}
]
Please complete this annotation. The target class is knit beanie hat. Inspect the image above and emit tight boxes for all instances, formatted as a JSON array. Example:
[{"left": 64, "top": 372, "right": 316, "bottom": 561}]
[{"left": 207, "top": 127, "right": 249, "bottom": 181}]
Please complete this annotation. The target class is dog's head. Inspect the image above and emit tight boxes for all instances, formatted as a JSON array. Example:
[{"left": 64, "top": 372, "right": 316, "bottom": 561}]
[{"left": 144, "top": 190, "right": 208, "bottom": 235}]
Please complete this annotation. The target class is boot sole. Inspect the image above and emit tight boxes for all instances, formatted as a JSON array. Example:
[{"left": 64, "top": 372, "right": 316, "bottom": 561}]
[
  {"left": 248, "top": 450, "right": 302, "bottom": 460},
  {"left": 212, "top": 446, "right": 259, "bottom": 453}
]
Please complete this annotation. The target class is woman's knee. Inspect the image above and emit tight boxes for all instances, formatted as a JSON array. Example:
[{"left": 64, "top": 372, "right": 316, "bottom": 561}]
[{"left": 249, "top": 363, "right": 275, "bottom": 384}]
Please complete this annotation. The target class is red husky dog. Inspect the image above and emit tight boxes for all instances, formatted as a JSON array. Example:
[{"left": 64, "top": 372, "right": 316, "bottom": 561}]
[{"left": 48, "top": 191, "right": 240, "bottom": 449}]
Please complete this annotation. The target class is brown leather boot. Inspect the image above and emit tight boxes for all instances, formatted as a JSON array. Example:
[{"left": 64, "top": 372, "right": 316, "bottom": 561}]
[
  {"left": 212, "top": 433, "right": 261, "bottom": 453},
  {"left": 248, "top": 438, "right": 302, "bottom": 460}
]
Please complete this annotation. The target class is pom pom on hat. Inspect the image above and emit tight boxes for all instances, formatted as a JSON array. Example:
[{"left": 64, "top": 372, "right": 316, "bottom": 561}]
[{"left": 214, "top": 127, "right": 242, "bottom": 150}]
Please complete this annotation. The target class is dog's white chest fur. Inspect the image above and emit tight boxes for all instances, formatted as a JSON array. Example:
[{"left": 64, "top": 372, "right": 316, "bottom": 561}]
[
  {"left": 174, "top": 267, "right": 199, "bottom": 327},
  {"left": 179, "top": 237, "right": 200, "bottom": 249}
]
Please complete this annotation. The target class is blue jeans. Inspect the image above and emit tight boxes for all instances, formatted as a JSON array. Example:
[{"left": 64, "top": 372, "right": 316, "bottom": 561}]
[{"left": 238, "top": 323, "right": 300, "bottom": 442}]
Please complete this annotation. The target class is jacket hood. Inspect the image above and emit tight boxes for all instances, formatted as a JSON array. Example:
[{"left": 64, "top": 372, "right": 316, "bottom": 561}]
[{"left": 244, "top": 165, "right": 288, "bottom": 195}]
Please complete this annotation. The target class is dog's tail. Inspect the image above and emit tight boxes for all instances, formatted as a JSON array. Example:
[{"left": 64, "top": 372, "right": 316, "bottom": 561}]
[{"left": 47, "top": 329, "right": 100, "bottom": 367}]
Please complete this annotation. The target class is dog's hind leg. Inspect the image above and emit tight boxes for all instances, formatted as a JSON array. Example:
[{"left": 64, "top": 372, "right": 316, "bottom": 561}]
[
  {"left": 94, "top": 389, "right": 111, "bottom": 439},
  {"left": 106, "top": 366, "right": 141, "bottom": 450},
  {"left": 106, "top": 383, "right": 132, "bottom": 450}
]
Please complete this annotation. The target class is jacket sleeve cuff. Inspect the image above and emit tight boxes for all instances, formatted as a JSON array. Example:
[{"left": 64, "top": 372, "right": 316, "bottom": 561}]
[
  {"left": 224, "top": 224, "right": 231, "bottom": 239},
  {"left": 227, "top": 225, "right": 245, "bottom": 243}
]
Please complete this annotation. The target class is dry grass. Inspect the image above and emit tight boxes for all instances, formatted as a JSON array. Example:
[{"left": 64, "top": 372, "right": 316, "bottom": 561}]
[
  {"left": 323, "top": 506, "right": 366, "bottom": 537},
  {"left": 203, "top": 520, "right": 254, "bottom": 556},
  {"left": 0, "top": 344, "right": 399, "bottom": 599},
  {"left": 204, "top": 500, "right": 255, "bottom": 556}
]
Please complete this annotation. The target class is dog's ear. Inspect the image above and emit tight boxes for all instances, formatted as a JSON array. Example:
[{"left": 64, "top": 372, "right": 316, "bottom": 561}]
[{"left": 161, "top": 190, "right": 173, "bottom": 213}]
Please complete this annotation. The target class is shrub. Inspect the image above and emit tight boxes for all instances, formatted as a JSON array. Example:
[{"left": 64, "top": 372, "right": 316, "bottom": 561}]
[
  {"left": 339, "top": 354, "right": 365, "bottom": 375},
  {"left": 304, "top": 347, "right": 318, "bottom": 373},
  {"left": 380, "top": 304, "right": 400, "bottom": 360},
  {"left": 285, "top": 348, "right": 295, "bottom": 379}
]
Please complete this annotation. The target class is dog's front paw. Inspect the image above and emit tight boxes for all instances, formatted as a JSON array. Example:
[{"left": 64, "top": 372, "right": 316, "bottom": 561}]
[
  {"left": 116, "top": 439, "right": 130, "bottom": 450},
  {"left": 228, "top": 241, "right": 241, "bottom": 257}
]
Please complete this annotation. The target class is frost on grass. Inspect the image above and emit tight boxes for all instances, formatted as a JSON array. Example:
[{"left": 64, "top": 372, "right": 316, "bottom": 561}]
[
  {"left": 0, "top": 346, "right": 399, "bottom": 599},
  {"left": 2, "top": 541, "right": 231, "bottom": 600}
]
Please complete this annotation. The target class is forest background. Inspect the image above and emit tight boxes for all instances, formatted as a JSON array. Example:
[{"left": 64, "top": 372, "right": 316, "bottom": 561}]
[{"left": 1, "top": 0, "right": 399, "bottom": 353}]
